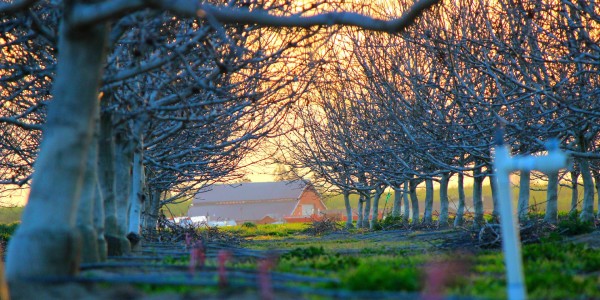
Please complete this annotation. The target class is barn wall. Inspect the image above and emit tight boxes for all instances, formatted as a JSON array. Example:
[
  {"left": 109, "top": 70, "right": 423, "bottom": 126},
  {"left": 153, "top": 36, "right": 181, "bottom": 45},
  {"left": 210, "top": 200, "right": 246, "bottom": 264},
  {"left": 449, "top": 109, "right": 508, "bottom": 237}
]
[{"left": 291, "top": 188, "right": 326, "bottom": 216}]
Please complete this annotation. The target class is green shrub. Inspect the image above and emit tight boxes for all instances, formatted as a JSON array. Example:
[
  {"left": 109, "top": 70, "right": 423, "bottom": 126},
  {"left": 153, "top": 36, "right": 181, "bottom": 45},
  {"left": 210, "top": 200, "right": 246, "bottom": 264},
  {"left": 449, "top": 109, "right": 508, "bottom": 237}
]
[
  {"left": 241, "top": 222, "right": 257, "bottom": 229},
  {"left": 343, "top": 263, "right": 421, "bottom": 291},
  {"left": 0, "top": 222, "right": 19, "bottom": 242},
  {"left": 281, "top": 246, "right": 325, "bottom": 260},
  {"left": 557, "top": 215, "right": 595, "bottom": 236},
  {"left": 378, "top": 215, "right": 405, "bottom": 230}
]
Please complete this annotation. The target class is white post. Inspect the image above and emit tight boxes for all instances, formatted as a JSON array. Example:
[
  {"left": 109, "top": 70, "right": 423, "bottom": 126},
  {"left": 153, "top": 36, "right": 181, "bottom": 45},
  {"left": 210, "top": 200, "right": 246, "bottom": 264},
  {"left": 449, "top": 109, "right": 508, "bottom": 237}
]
[{"left": 493, "top": 139, "right": 567, "bottom": 300}]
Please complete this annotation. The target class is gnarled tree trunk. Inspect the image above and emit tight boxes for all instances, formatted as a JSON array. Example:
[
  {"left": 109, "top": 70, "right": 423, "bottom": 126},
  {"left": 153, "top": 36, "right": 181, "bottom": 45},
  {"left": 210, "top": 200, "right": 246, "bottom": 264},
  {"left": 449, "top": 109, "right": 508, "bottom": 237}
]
[
  {"left": 127, "top": 147, "right": 145, "bottom": 250},
  {"left": 489, "top": 169, "right": 499, "bottom": 222},
  {"left": 403, "top": 181, "right": 410, "bottom": 223},
  {"left": 343, "top": 190, "right": 353, "bottom": 228},
  {"left": 76, "top": 118, "right": 100, "bottom": 263},
  {"left": 578, "top": 158, "right": 595, "bottom": 222},
  {"left": 518, "top": 170, "right": 530, "bottom": 222},
  {"left": 94, "top": 176, "right": 107, "bottom": 261},
  {"left": 114, "top": 131, "right": 132, "bottom": 254},
  {"left": 356, "top": 193, "right": 364, "bottom": 229},
  {"left": 473, "top": 166, "right": 484, "bottom": 229},
  {"left": 370, "top": 186, "right": 383, "bottom": 229},
  {"left": 409, "top": 179, "right": 420, "bottom": 225},
  {"left": 423, "top": 179, "right": 434, "bottom": 224},
  {"left": 98, "top": 111, "right": 122, "bottom": 255},
  {"left": 392, "top": 186, "right": 402, "bottom": 218},
  {"left": 143, "top": 189, "right": 161, "bottom": 235},
  {"left": 544, "top": 172, "right": 559, "bottom": 224},
  {"left": 438, "top": 173, "right": 450, "bottom": 227},
  {"left": 570, "top": 170, "right": 579, "bottom": 216},
  {"left": 454, "top": 172, "right": 466, "bottom": 227},
  {"left": 6, "top": 19, "right": 108, "bottom": 280},
  {"left": 594, "top": 170, "right": 600, "bottom": 219},
  {"left": 362, "top": 191, "right": 371, "bottom": 227}
]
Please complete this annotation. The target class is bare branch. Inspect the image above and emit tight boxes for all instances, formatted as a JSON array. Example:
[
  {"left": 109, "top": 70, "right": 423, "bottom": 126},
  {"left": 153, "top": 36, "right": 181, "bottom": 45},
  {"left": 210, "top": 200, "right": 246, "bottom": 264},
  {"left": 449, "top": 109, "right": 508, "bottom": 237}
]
[
  {"left": 70, "top": 0, "right": 145, "bottom": 27},
  {"left": 73, "top": 0, "right": 439, "bottom": 33},
  {"left": 168, "top": 0, "right": 439, "bottom": 32}
]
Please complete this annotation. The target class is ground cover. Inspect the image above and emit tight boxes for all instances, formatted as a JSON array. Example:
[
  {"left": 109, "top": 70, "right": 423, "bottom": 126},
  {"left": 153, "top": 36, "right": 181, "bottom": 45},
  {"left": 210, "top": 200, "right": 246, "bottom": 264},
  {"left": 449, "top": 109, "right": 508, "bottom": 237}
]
[{"left": 2, "top": 216, "right": 599, "bottom": 299}]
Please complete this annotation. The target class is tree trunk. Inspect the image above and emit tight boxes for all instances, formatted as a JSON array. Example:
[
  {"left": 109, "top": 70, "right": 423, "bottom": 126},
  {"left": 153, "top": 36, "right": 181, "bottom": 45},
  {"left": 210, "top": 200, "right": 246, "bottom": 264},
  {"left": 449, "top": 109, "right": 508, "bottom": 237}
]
[
  {"left": 473, "top": 166, "right": 484, "bottom": 229},
  {"left": 402, "top": 181, "right": 410, "bottom": 223},
  {"left": 343, "top": 190, "right": 353, "bottom": 228},
  {"left": 409, "top": 179, "right": 419, "bottom": 225},
  {"left": 489, "top": 170, "right": 499, "bottom": 222},
  {"left": 76, "top": 119, "right": 100, "bottom": 263},
  {"left": 114, "top": 132, "right": 132, "bottom": 254},
  {"left": 362, "top": 191, "right": 371, "bottom": 227},
  {"left": 392, "top": 186, "right": 401, "bottom": 218},
  {"left": 370, "top": 186, "right": 383, "bottom": 229},
  {"left": 127, "top": 148, "right": 145, "bottom": 250},
  {"left": 423, "top": 179, "right": 434, "bottom": 224},
  {"left": 5, "top": 20, "right": 108, "bottom": 280},
  {"left": 594, "top": 170, "right": 600, "bottom": 219},
  {"left": 438, "top": 173, "right": 450, "bottom": 227},
  {"left": 570, "top": 170, "right": 579, "bottom": 216},
  {"left": 143, "top": 189, "right": 161, "bottom": 235},
  {"left": 518, "top": 170, "right": 530, "bottom": 222},
  {"left": 544, "top": 171, "right": 559, "bottom": 224},
  {"left": 578, "top": 158, "right": 595, "bottom": 222},
  {"left": 356, "top": 194, "right": 364, "bottom": 229},
  {"left": 454, "top": 172, "right": 466, "bottom": 227},
  {"left": 91, "top": 117, "right": 107, "bottom": 262},
  {"left": 94, "top": 176, "right": 107, "bottom": 261},
  {"left": 98, "top": 111, "right": 122, "bottom": 256}
]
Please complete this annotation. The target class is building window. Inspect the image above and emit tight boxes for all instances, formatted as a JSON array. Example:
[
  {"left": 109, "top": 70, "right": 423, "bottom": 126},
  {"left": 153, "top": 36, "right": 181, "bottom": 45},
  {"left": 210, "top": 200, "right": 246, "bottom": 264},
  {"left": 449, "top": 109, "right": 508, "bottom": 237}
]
[{"left": 301, "top": 204, "right": 314, "bottom": 216}]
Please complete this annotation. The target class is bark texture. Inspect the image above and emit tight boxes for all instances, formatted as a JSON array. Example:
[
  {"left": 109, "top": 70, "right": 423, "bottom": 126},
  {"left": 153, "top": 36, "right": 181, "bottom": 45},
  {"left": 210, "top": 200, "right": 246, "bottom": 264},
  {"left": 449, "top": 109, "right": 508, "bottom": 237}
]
[
  {"left": 423, "top": 179, "right": 434, "bottom": 224},
  {"left": 114, "top": 131, "right": 132, "bottom": 254},
  {"left": 403, "top": 181, "right": 410, "bottom": 223},
  {"left": 343, "top": 190, "right": 353, "bottom": 228},
  {"left": 6, "top": 20, "right": 108, "bottom": 280},
  {"left": 578, "top": 159, "right": 595, "bottom": 222},
  {"left": 473, "top": 166, "right": 484, "bottom": 229},
  {"left": 438, "top": 173, "right": 449, "bottom": 227},
  {"left": 409, "top": 179, "right": 419, "bottom": 225},
  {"left": 517, "top": 170, "right": 530, "bottom": 222},
  {"left": 392, "top": 186, "right": 402, "bottom": 218},
  {"left": 454, "top": 173, "right": 466, "bottom": 227},
  {"left": 544, "top": 172, "right": 559, "bottom": 224},
  {"left": 98, "top": 111, "right": 122, "bottom": 255}
]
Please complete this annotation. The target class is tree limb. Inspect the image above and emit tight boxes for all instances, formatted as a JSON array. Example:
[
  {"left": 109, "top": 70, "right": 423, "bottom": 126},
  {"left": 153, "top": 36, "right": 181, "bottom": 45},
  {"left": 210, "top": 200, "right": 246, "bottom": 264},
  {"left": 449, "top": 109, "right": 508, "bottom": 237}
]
[{"left": 72, "top": 0, "right": 439, "bottom": 33}]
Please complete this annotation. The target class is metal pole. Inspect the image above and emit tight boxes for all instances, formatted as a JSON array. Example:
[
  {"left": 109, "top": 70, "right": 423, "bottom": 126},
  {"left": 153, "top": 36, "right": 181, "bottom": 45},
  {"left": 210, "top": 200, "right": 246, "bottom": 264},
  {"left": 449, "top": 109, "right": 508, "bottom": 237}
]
[
  {"left": 493, "top": 136, "right": 567, "bottom": 300},
  {"left": 494, "top": 145, "right": 527, "bottom": 300}
]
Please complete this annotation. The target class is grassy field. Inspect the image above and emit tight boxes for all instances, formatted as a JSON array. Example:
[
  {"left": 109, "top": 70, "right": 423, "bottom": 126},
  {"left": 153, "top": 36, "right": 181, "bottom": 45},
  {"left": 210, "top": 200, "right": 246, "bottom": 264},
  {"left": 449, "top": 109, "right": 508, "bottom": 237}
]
[
  {"left": 155, "top": 221, "right": 599, "bottom": 299},
  {"left": 0, "top": 206, "right": 24, "bottom": 224}
]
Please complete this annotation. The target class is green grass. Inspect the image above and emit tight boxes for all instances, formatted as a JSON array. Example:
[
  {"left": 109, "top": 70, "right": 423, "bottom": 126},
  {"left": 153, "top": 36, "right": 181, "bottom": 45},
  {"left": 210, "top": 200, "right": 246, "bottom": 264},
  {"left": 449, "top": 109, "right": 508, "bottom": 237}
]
[
  {"left": 161, "top": 198, "right": 193, "bottom": 217},
  {"left": 219, "top": 222, "right": 308, "bottom": 239},
  {"left": 167, "top": 227, "right": 600, "bottom": 299},
  {"left": 0, "top": 206, "right": 23, "bottom": 224}
]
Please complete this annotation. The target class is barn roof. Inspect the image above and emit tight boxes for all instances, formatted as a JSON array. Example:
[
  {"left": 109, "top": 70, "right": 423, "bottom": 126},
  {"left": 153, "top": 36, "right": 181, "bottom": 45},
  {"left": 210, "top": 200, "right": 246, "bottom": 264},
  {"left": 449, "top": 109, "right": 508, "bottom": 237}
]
[{"left": 192, "top": 180, "right": 309, "bottom": 204}]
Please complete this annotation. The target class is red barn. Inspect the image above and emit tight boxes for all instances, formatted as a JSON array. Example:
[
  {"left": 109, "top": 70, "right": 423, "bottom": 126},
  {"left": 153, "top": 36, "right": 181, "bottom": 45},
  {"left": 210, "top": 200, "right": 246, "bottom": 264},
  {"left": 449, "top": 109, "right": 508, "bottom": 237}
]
[{"left": 187, "top": 180, "right": 326, "bottom": 223}]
